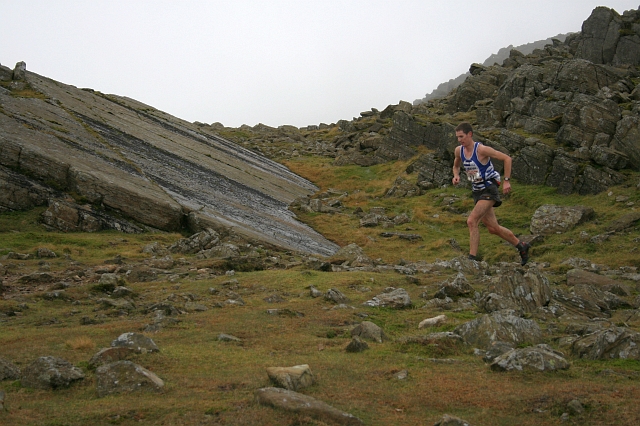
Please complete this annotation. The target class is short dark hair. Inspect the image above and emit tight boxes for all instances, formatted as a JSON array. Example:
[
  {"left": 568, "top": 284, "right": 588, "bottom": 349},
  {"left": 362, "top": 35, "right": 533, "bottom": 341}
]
[{"left": 455, "top": 122, "right": 473, "bottom": 134}]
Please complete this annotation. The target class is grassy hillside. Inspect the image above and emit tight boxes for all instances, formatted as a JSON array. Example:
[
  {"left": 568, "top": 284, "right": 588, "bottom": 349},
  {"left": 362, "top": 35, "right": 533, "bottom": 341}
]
[{"left": 1, "top": 151, "right": 639, "bottom": 426}]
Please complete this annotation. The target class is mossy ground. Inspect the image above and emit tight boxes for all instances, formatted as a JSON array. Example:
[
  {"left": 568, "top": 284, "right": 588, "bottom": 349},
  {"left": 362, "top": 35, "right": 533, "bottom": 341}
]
[{"left": 1, "top": 153, "right": 640, "bottom": 425}]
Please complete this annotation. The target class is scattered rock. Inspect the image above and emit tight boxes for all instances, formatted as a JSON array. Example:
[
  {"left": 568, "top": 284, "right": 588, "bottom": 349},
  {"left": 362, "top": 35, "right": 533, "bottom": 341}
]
[
  {"left": 217, "top": 333, "right": 242, "bottom": 342},
  {"left": 255, "top": 387, "right": 363, "bottom": 425},
  {"left": 346, "top": 336, "right": 369, "bottom": 353},
  {"left": 88, "top": 347, "right": 136, "bottom": 369},
  {"left": 455, "top": 311, "right": 543, "bottom": 350},
  {"left": 419, "top": 315, "right": 447, "bottom": 329},
  {"left": 363, "top": 288, "right": 411, "bottom": 308},
  {"left": 111, "top": 332, "right": 159, "bottom": 353},
  {"left": 325, "top": 288, "right": 349, "bottom": 304},
  {"left": 350, "top": 321, "right": 387, "bottom": 343},
  {"left": 571, "top": 327, "right": 640, "bottom": 360},
  {"left": 433, "top": 413, "right": 473, "bottom": 426},
  {"left": 266, "top": 364, "right": 315, "bottom": 391},
  {"left": 490, "top": 344, "right": 570, "bottom": 372},
  {"left": 0, "top": 357, "right": 21, "bottom": 380},
  {"left": 95, "top": 361, "right": 164, "bottom": 397},
  {"left": 21, "top": 356, "right": 84, "bottom": 390},
  {"left": 530, "top": 205, "right": 595, "bottom": 235}
]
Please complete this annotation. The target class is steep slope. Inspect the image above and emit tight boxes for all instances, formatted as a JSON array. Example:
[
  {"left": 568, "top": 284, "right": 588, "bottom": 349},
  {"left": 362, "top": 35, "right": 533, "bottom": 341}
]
[{"left": 0, "top": 69, "right": 339, "bottom": 256}]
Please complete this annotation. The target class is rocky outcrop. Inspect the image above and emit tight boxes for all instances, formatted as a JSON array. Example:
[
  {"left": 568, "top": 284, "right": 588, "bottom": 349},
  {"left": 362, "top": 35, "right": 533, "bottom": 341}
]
[
  {"left": 0, "top": 66, "right": 338, "bottom": 256},
  {"left": 455, "top": 311, "right": 543, "bottom": 350}
]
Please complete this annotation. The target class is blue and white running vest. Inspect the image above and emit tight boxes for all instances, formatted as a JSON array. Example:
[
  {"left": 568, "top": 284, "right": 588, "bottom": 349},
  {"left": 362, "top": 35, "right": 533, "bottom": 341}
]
[{"left": 461, "top": 142, "right": 500, "bottom": 191}]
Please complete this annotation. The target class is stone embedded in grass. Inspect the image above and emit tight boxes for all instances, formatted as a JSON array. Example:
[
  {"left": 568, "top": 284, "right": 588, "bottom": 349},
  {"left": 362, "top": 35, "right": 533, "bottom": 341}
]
[
  {"left": 324, "top": 288, "right": 349, "bottom": 304},
  {"left": 434, "top": 413, "right": 473, "bottom": 426},
  {"left": 0, "top": 357, "right": 21, "bottom": 380},
  {"left": 255, "top": 387, "right": 363, "bottom": 425},
  {"left": 95, "top": 361, "right": 164, "bottom": 398},
  {"left": 363, "top": 287, "right": 411, "bottom": 308},
  {"left": 454, "top": 311, "right": 543, "bottom": 350},
  {"left": 88, "top": 347, "right": 136, "bottom": 369},
  {"left": 350, "top": 321, "right": 386, "bottom": 343},
  {"left": 345, "top": 336, "right": 369, "bottom": 353},
  {"left": 217, "top": 333, "right": 242, "bottom": 342},
  {"left": 266, "top": 364, "right": 315, "bottom": 391},
  {"left": 490, "top": 344, "right": 570, "bottom": 372},
  {"left": 111, "top": 332, "right": 159, "bottom": 353},
  {"left": 418, "top": 315, "right": 447, "bottom": 329},
  {"left": 18, "top": 272, "right": 55, "bottom": 284},
  {"left": 434, "top": 273, "right": 473, "bottom": 300},
  {"left": 36, "top": 247, "right": 57, "bottom": 258},
  {"left": 308, "top": 285, "right": 323, "bottom": 298},
  {"left": 21, "top": 356, "right": 84, "bottom": 390}
]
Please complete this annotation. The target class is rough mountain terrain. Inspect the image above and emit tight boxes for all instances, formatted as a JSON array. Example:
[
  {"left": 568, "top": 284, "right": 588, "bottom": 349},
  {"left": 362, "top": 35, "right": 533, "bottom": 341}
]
[{"left": 1, "top": 5, "right": 640, "bottom": 426}]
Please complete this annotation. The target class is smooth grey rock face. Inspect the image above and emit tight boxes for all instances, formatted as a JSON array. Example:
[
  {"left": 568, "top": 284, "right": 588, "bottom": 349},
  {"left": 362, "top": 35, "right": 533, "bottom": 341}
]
[
  {"left": 0, "top": 71, "right": 338, "bottom": 256},
  {"left": 95, "top": 361, "right": 164, "bottom": 397},
  {"left": 21, "top": 356, "right": 84, "bottom": 390}
]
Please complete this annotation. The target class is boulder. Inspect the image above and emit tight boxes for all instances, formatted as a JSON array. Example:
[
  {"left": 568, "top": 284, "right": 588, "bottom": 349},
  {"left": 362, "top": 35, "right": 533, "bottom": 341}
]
[
  {"left": 486, "top": 268, "right": 551, "bottom": 313},
  {"left": 350, "top": 321, "right": 387, "bottom": 343},
  {"left": 0, "top": 357, "right": 21, "bottom": 380},
  {"left": 168, "top": 228, "right": 220, "bottom": 254},
  {"left": 454, "top": 311, "right": 543, "bottom": 349},
  {"left": 329, "top": 243, "right": 373, "bottom": 267},
  {"left": 552, "top": 288, "right": 606, "bottom": 319},
  {"left": 95, "top": 361, "right": 164, "bottom": 397},
  {"left": 324, "top": 288, "right": 349, "bottom": 304},
  {"left": 490, "top": 344, "right": 570, "bottom": 372},
  {"left": 255, "top": 387, "right": 363, "bottom": 425},
  {"left": 567, "top": 269, "right": 630, "bottom": 295},
  {"left": 434, "top": 273, "right": 474, "bottom": 300},
  {"left": 266, "top": 364, "right": 315, "bottom": 391},
  {"left": 21, "top": 356, "right": 84, "bottom": 390},
  {"left": 345, "top": 337, "right": 369, "bottom": 353},
  {"left": 88, "top": 347, "right": 136, "bottom": 369},
  {"left": 111, "top": 332, "right": 159, "bottom": 353},
  {"left": 434, "top": 414, "right": 474, "bottom": 426},
  {"left": 418, "top": 315, "right": 447, "bottom": 329},
  {"left": 12, "top": 61, "right": 26, "bottom": 80},
  {"left": 530, "top": 205, "right": 595, "bottom": 235},
  {"left": 571, "top": 327, "right": 640, "bottom": 359},
  {"left": 363, "top": 288, "right": 411, "bottom": 309}
]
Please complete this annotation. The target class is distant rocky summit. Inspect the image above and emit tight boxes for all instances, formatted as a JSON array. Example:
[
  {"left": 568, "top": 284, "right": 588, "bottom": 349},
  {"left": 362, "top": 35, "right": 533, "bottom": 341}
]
[
  {"left": 222, "top": 6, "right": 640, "bottom": 197},
  {"left": 0, "top": 62, "right": 339, "bottom": 256}
]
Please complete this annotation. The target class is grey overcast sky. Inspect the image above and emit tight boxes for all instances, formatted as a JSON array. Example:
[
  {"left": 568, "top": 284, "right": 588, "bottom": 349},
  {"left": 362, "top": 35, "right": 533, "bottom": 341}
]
[{"left": 2, "top": 1, "right": 638, "bottom": 128}]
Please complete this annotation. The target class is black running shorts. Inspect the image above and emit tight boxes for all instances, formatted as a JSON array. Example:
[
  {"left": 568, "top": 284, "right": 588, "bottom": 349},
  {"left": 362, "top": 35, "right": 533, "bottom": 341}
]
[{"left": 472, "top": 184, "right": 502, "bottom": 208}]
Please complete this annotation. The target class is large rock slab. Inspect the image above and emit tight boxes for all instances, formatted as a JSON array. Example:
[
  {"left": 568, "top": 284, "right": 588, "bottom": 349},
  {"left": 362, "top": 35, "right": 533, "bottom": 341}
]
[
  {"left": 530, "top": 205, "right": 595, "bottom": 235},
  {"left": 254, "top": 387, "right": 363, "bottom": 425},
  {"left": 350, "top": 321, "right": 387, "bottom": 343},
  {"left": 21, "top": 356, "right": 84, "bottom": 390},
  {"left": 95, "top": 361, "right": 164, "bottom": 397},
  {"left": 0, "top": 70, "right": 339, "bottom": 256},
  {"left": 363, "top": 288, "right": 411, "bottom": 308}
]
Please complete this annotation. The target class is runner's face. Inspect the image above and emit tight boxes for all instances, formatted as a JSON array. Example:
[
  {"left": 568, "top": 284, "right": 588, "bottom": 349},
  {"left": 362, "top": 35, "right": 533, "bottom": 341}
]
[{"left": 456, "top": 130, "right": 473, "bottom": 145}]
